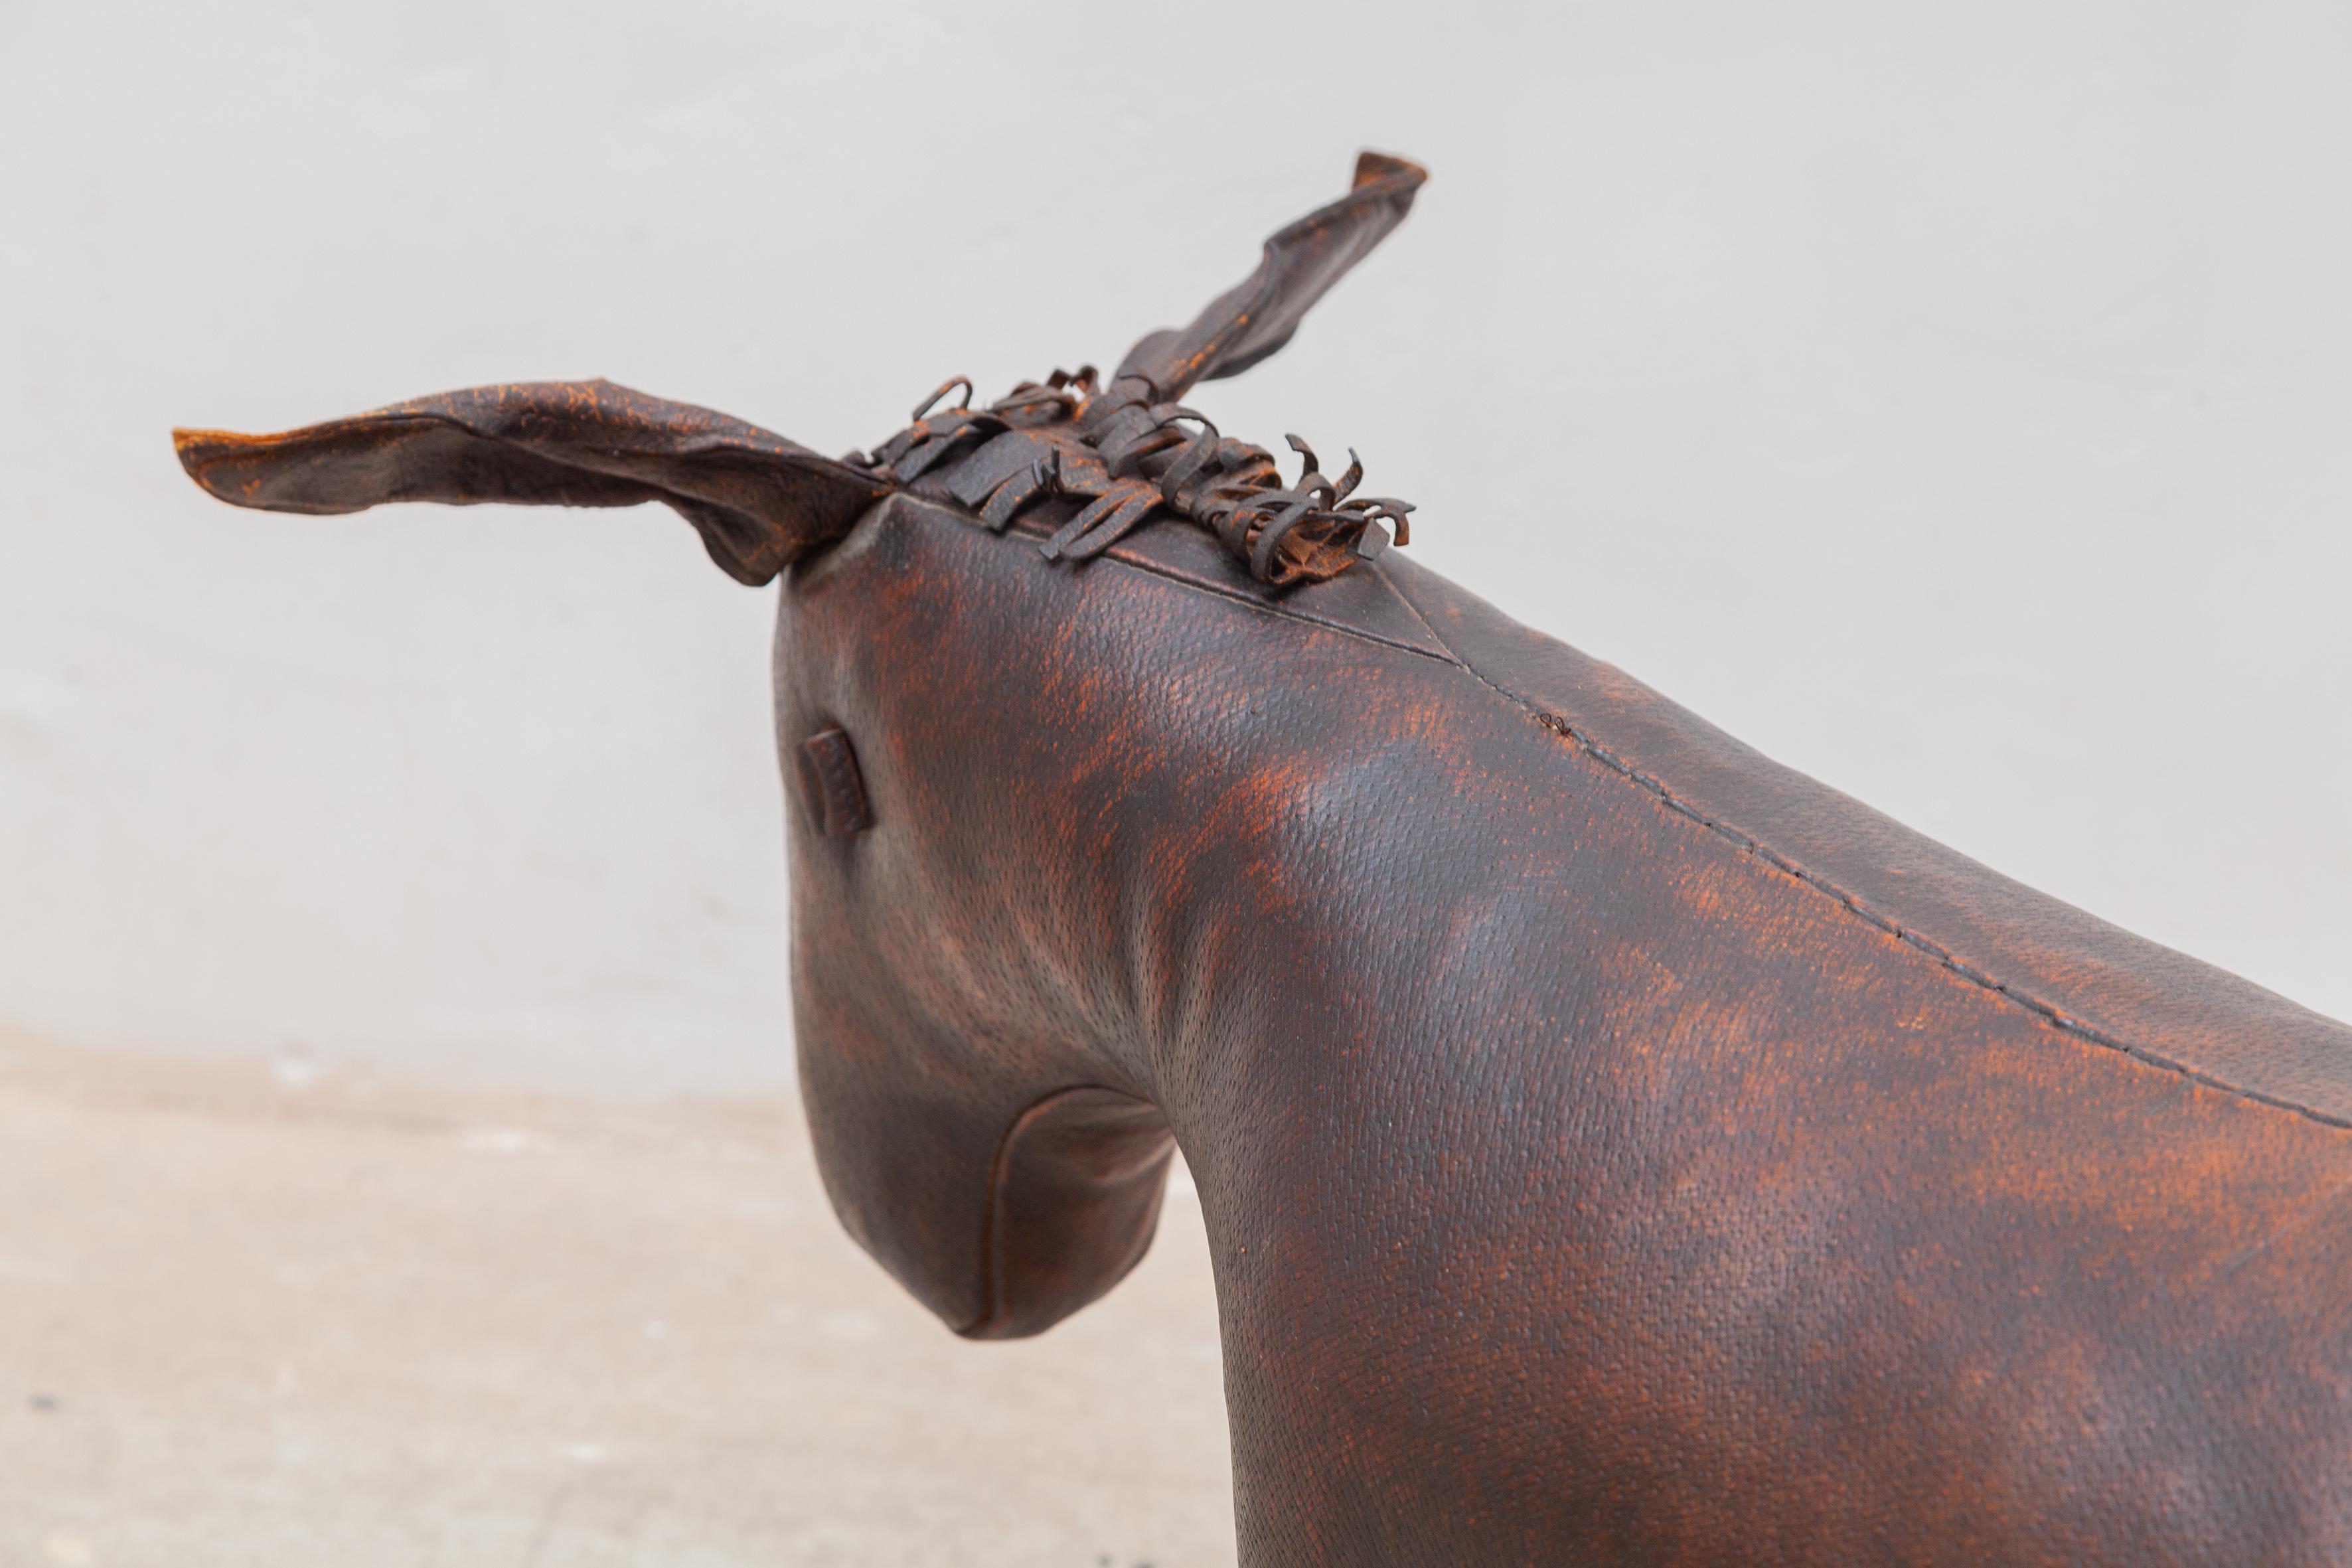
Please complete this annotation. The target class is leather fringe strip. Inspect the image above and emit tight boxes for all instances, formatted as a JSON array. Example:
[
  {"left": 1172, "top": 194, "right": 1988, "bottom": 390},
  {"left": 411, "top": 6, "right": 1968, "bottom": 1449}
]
[{"left": 855, "top": 370, "right": 1413, "bottom": 590}]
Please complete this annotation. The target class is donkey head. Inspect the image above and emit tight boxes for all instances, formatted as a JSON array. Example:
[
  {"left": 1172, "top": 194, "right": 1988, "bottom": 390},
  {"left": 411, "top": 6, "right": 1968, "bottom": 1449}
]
[{"left": 177, "top": 152, "right": 1427, "bottom": 1338}]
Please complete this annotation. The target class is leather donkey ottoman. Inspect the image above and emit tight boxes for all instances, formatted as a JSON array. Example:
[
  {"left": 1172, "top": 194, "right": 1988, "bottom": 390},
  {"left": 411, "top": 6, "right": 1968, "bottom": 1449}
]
[{"left": 177, "top": 154, "right": 2352, "bottom": 1566}]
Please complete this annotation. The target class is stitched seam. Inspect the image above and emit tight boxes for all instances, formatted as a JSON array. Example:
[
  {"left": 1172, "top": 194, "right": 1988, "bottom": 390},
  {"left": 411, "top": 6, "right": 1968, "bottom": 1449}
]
[
  {"left": 1093, "top": 552, "right": 1460, "bottom": 665},
  {"left": 896, "top": 492, "right": 1459, "bottom": 665},
  {"left": 1424, "top": 631, "right": 2352, "bottom": 1133},
  {"left": 1371, "top": 563, "right": 1452, "bottom": 653},
  {"left": 963, "top": 1083, "right": 1138, "bottom": 1339}
]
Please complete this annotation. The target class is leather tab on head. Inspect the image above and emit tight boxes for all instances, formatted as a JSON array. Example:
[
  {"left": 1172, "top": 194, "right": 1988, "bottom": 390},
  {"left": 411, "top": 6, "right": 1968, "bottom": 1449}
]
[{"left": 798, "top": 726, "right": 873, "bottom": 838}]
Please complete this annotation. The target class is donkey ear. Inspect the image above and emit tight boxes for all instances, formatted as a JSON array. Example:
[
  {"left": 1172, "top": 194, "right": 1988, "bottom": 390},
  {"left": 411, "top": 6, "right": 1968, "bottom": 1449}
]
[
  {"left": 173, "top": 379, "right": 893, "bottom": 586},
  {"left": 1113, "top": 150, "right": 1427, "bottom": 401}
]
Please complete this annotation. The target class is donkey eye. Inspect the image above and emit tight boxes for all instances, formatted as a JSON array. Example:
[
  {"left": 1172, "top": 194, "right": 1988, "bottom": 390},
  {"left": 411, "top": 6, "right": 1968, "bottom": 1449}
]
[{"left": 797, "top": 726, "right": 872, "bottom": 838}]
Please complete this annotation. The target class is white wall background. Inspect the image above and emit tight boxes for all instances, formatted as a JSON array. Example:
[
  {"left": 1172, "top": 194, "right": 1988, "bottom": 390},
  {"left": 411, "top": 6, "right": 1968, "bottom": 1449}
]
[{"left": 3, "top": 1, "right": 2347, "bottom": 1095}]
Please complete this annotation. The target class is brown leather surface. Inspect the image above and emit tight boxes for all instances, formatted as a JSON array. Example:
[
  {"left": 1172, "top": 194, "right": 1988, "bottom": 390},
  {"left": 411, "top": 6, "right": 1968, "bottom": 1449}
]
[
  {"left": 782, "top": 491, "right": 2352, "bottom": 1565},
  {"left": 174, "top": 149, "right": 2352, "bottom": 1562},
  {"left": 168, "top": 157, "right": 1427, "bottom": 595},
  {"left": 1114, "top": 151, "right": 1427, "bottom": 398},
  {"left": 174, "top": 379, "right": 889, "bottom": 585},
  {"left": 1383, "top": 552, "right": 2352, "bottom": 1127},
  {"left": 795, "top": 726, "right": 873, "bottom": 840}
]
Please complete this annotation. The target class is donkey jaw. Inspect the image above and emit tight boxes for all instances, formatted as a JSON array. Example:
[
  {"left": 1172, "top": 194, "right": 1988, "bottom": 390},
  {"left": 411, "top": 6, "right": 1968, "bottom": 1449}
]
[
  {"left": 954, "top": 1085, "right": 1177, "bottom": 1341},
  {"left": 798, "top": 1046, "right": 1177, "bottom": 1340}
]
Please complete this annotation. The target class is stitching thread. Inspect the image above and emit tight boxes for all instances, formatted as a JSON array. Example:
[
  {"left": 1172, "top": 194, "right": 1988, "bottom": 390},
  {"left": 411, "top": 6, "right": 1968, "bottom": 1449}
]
[
  {"left": 912, "top": 491, "right": 1462, "bottom": 665},
  {"left": 1441, "top": 647, "right": 2352, "bottom": 1133},
  {"left": 950, "top": 489, "right": 2348, "bottom": 1133}
]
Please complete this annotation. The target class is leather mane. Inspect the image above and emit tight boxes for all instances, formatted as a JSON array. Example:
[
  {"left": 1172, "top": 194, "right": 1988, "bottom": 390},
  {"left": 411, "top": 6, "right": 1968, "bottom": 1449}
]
[{"left": 852, "top": 151, "right": 1430, "bottom": 590}]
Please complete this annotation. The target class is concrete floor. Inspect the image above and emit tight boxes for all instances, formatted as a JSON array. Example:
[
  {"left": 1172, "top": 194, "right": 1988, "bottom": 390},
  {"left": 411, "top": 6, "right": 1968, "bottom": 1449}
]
[{"left": 0, "top": 1038, "right": 1235, "bottom": 1567}]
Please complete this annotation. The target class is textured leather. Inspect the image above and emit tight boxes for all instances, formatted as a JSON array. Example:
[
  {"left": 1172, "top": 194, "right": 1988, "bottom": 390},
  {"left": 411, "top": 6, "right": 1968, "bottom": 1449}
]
[
  {"left": 795, "top": 728, "right": 872, "bottom": 840},
  {"left": 781, "top": 490, "right": 2352, "bottom": 1565},
  {"left": 171, "top": 157, "right": 1426, "bottom": 593},
  {"left": 173, "top": 149, "right": 2352, "bottom": 1563},
  {"left": 1114, "top": 151, "right": 1427, "bottom": 396},
  {"left": 174, "top": 379, "right": 889, "bottom": 585}
]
